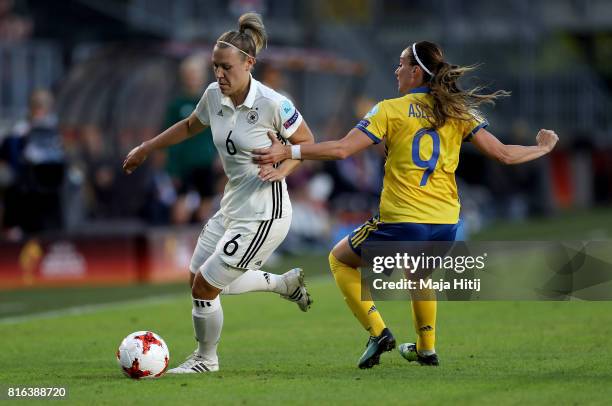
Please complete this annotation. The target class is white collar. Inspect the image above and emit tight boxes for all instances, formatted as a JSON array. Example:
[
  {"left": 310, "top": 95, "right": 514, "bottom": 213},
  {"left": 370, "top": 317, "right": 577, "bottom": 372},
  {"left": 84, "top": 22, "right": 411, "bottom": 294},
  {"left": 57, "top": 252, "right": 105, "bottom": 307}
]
[{"left": 221, "top": 74, "right": 258, "bottom": 109}]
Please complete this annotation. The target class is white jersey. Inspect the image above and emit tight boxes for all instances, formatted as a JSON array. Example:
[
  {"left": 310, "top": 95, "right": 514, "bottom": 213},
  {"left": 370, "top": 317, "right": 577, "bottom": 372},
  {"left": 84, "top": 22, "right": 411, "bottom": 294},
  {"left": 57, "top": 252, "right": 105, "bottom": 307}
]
[{"left": 194, "top": 76, "right": 302, "bottom": 221}]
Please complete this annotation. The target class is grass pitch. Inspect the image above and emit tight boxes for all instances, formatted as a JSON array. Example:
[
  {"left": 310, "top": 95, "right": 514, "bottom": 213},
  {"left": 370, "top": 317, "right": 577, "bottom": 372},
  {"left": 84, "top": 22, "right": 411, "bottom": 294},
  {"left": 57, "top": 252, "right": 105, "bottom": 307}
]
[
  {"left": 2, "top": 277, "right": 612, "bottom": 405},
  {"left": 2, "top": 208, "right": 612, "bottom": 405}
]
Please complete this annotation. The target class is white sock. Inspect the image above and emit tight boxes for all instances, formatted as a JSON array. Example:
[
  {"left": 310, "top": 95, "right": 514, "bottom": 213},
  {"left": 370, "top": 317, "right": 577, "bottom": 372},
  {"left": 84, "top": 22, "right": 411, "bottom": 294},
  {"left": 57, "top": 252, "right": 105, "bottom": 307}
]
[
  {"left": 418, "top": 349, "right": 436, "bottom": 356},
  {"left": 221, "top": 270, "right": 285, "bottom": 295},
  {"left": 192, "top": 296, "right": 223, "bottom": 365}
]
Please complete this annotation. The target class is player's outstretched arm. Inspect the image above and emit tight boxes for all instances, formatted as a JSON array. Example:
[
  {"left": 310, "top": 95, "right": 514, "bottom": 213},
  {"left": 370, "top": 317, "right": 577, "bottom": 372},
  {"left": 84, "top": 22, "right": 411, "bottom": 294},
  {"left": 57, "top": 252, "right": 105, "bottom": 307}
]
[
  {"left": 123, "top": 112, "right": 208, "bottom": 174},
  {"left": 253, "top": 127, "right": 373, "bottom": 165},
  {"left": 471, "top": 128, "right": 559, "bottom": 165}
]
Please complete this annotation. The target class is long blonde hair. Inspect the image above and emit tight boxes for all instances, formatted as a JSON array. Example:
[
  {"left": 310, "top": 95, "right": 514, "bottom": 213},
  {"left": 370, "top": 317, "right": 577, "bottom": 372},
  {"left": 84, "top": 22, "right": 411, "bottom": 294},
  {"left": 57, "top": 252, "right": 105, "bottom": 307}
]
[
  {"left": 217, "top": 13, "right": 267, "bottom": 58},
  {"left": 410, "top": 41, "right": 510, "bottom": 129}
]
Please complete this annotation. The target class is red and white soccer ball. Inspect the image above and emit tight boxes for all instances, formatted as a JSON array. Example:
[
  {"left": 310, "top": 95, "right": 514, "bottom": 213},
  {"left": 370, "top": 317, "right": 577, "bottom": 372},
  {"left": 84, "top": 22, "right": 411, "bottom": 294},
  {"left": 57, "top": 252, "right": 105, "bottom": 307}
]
[{"left": 116, "top": 331, "right": 170, "bottom": 379}]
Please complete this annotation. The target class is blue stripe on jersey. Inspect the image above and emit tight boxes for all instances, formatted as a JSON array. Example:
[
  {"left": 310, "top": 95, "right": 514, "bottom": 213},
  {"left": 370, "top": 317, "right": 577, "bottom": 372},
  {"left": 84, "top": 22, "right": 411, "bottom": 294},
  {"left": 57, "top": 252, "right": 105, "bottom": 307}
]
[
  {"left": 465, "top": 121, "right": 489, "bottom": 141},
  {"left": 355, "top": 125, "right": 381, "bottom": 144},
  {"left": 408, "top": 86, "right": 431, "bottom": 94}
]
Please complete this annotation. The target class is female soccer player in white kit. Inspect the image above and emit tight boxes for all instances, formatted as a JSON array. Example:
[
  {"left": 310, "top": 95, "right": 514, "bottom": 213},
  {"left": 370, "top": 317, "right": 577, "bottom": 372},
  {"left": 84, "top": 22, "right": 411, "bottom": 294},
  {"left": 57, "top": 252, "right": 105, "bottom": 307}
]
[{"left": 123, "top": 13, "right": 314, "bottom": 373}]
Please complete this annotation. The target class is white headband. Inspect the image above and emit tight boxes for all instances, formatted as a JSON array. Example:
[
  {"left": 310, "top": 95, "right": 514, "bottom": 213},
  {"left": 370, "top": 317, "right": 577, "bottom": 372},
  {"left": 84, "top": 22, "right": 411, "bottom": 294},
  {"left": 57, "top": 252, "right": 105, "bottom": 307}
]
[
  {"left": 412, "top": 42, "right": 433, "bottom": 77},
  {"left": 217, "top": 40, "right": 255, "bottom": 59}
]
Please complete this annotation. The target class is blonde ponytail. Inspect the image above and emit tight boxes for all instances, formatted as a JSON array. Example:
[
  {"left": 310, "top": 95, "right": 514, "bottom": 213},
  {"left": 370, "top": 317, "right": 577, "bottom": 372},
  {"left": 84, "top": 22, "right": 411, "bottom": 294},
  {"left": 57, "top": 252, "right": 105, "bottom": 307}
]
[
  {"left": 217, "top": 12, "right": 267, "bottom": 58},
  {"left": 238, "top": 13, "right": 267, "bottom": 55}
]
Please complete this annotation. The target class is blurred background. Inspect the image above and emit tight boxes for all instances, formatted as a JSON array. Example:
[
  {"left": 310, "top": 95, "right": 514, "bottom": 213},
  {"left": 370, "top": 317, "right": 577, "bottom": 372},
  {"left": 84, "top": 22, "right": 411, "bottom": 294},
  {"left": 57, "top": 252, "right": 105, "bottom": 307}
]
[{"left": 0, "top": 0, "right": 611, "bottom": 295}]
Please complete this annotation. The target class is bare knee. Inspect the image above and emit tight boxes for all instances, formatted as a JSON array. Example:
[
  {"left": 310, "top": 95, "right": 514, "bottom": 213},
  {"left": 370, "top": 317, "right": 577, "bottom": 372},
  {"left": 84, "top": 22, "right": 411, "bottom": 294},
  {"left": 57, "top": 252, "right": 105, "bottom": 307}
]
[
  {"left": 331, "top": 237, "right": 361, "bottom": 268},
  {"left": 192, "top": 272, "right": 221, "bottom": 300}
]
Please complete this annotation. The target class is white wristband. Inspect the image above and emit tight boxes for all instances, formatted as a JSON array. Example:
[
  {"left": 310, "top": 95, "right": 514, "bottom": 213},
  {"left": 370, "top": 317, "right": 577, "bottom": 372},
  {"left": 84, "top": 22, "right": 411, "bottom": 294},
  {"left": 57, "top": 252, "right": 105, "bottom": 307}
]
[{"left": 291, "top": 145, "right": 301, "bottom": 160}]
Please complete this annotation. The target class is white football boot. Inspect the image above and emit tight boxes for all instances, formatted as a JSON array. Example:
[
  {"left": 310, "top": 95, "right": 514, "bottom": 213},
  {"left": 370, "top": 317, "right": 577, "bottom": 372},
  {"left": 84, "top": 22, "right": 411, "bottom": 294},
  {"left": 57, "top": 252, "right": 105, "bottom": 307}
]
[
  {"left": 280, "top": 268, "right": 313, "bottom": 312},
  {"left": 166, "top": 351, "right": 219, "bottom": 374}
]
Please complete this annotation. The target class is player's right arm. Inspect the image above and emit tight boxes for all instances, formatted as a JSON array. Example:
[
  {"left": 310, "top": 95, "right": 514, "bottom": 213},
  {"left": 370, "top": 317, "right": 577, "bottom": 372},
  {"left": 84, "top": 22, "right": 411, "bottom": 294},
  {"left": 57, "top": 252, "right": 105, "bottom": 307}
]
[
  {"left": 123, "top": 112, "right": 208, "bottom": 174},
  {"left": 471, "top": 127, "right": 559, "bottom": 165}
]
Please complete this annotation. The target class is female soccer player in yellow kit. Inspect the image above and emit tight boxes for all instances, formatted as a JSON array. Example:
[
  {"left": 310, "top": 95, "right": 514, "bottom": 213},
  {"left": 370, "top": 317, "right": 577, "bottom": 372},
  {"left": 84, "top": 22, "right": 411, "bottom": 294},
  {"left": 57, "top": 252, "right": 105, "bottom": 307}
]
[{"left": 254, "top": 41, "right": 559, "bottom": 368}]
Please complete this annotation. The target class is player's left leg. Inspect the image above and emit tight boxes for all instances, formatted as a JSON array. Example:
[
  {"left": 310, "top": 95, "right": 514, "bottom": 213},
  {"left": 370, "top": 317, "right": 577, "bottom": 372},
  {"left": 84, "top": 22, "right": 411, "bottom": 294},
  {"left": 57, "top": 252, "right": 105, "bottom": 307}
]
[
  {"left": 329, "top": 237, "right": 395, "bottom": 369},
  {"left": 398, "top": 293, "right": 438, "bottom": 366},
  {"left": 398, "top": 342, "right": 439, "bottom": 366},
  {"left": 399, "top": 222, "right": 459, "bottom": 366}
]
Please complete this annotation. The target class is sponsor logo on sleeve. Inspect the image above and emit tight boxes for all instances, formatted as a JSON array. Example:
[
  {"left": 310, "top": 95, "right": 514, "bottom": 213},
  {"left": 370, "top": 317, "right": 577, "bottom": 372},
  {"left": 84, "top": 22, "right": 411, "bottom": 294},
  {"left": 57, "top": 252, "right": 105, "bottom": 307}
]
[
  {"left": 357, "top": 119, "right": 370, "bottom": 128},
  {"left": 283, "top": 111, "right": 299, "bottom": 129},
  {"left": 364, "top": 103, "right": 380, "bottom": 119},
  {"left": 280, "top": 99, "right": 295, "bottom": 121}
]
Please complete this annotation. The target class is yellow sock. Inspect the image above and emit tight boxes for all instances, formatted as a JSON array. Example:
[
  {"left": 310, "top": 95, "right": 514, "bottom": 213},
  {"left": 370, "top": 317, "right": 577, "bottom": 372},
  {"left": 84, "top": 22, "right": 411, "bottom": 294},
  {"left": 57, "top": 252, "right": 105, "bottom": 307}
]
[
  {"left": 328, "top": 252, "right": 386, "bottom": 336},
  {"left": 410, "top": 290, "right": 437, "bottom": 354}
]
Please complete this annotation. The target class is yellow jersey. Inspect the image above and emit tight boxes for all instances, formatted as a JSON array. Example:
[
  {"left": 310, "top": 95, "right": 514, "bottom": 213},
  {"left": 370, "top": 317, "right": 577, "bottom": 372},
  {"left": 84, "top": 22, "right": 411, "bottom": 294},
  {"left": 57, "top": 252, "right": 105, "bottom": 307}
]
[{"left": 355, "top": 86, "right": 487, "bottom": 224}]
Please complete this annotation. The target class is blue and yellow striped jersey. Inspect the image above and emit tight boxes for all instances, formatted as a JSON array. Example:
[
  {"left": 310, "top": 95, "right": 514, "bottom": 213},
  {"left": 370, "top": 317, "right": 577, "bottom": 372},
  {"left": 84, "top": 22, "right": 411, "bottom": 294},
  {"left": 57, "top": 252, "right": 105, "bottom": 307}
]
[{"left": 355, "top": 86, "right": 487, "bottom": 224}]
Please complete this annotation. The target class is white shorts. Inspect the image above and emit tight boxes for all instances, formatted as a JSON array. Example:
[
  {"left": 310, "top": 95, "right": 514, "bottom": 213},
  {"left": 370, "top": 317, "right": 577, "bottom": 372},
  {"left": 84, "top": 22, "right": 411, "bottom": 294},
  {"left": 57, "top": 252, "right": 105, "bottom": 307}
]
[{"left": 189, "top": 210, "right": 291, "bottom": 288}]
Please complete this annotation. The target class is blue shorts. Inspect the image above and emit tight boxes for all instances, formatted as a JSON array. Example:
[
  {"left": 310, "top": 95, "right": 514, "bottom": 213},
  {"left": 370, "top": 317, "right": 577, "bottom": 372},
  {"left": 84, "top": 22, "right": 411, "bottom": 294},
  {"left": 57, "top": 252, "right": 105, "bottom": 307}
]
[{"left": 347, "top": 216, "right": 459, "bottom": 256}]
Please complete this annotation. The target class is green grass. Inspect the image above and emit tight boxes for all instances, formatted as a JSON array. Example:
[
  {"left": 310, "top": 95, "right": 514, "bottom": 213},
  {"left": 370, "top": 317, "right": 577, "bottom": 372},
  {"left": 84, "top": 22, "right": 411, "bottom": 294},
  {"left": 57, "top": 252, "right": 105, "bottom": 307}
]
[
  {"left": 0, "top": 254, "right": 328, "bottom": 320},
  {"left": 472, "top": 207, "right": 612, "bottom": 240},
  {"left": 2, "top": 209, "right": 612, "bottom": 404},
  {"left": 2, "top": 278, "right": 612, "bottom": 405}
]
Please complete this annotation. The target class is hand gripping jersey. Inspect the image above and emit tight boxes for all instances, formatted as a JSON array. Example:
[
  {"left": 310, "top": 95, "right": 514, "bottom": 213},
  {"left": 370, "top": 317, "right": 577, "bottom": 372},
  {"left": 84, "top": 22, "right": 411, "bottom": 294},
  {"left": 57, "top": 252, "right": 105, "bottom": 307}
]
[
  {"left": 355, "top": 86, "right": 488, "bottom": 224},
  {"left": 194, "top": 77, "right": 302, "bottom": 220}
]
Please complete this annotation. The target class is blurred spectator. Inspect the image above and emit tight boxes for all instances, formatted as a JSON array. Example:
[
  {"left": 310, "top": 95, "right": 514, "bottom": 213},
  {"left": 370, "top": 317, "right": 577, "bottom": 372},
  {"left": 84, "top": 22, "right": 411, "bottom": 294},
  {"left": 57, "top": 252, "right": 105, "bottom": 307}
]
[
  {"left": 228, "top": 0, "right": 266, "bottom": 17},
  {"left": 259, "top": 62, "right": 292, "bottom": 99},
  {"left": 256, "top": 63, "right": 335, "bottom": 249},
  {"left": 164, "top": 54, "right": 219, "bottom": 224},
  {"left": 0, "top": 0, "right": 32, "bottom": 43},
  {"left": 80, "top": 124, "right": 115, "bottom": 219},
  {"left": 284, "top": 169, "right": 334, "bottom": 252},
  {"left": 570, "top": 134, "right": 595, "bottom": 209},
  {"left": 0, "top": 89, "right": 65, "bottom": 239},
  {"left": 142, "top": 150, "right": 177, "bottom": 225},
  {"left": 325, "top": 95, "right": 383, "bottom": 217},
  {"left": 75, "top": 125, "right": 152, "bottom": 221},
  {"left": 593, "top": 146, "right": 612, "bottom": 204},
  {"left": 483, "top": 120, "right": 549, "bottom": 218}
]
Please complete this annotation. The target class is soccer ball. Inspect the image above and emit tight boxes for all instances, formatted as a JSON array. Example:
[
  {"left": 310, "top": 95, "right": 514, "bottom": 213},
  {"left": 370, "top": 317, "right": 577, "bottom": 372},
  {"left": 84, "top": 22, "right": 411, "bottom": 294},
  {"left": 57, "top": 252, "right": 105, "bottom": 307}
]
[{"left": 116, "top": 331, "right": 170, "bottom": 379}]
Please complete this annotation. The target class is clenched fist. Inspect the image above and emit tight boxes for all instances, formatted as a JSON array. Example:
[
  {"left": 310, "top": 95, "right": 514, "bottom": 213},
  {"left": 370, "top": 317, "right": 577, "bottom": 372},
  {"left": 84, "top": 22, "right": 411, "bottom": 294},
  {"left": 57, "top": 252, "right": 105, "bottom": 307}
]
[{"left": 536, "top": 129, "right": 559, "bottom": 153}]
